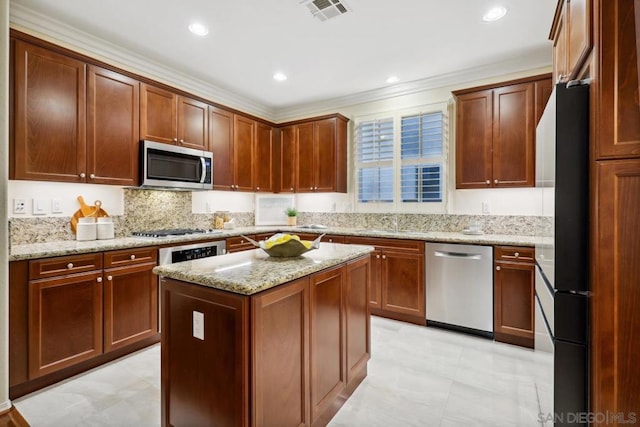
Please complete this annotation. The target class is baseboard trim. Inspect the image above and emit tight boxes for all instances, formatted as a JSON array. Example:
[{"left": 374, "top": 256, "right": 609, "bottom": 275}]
[{"left": 0, "top": 405, "right": 29, "bottom": 427}]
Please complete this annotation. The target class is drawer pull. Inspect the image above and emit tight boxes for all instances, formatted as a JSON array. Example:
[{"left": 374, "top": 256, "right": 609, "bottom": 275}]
[
  {"left": 67, "top": 263, "right": 74, "bottom": 269},
  {"left": 514, "top": 252, "right": 520, "bottom": 258},
  {"left": 130, "top": 254, "right": 136, "bottom": 260},
  {"left": 485, "top": 180, "right": 490, "bottom": 185},
  {"left": 97, "top": 277, "right": 102, "bottom": 283},
  {"left": 382, "top": 255, "right": 387, "bottom": 259},
  {"left": 376, "top": 254, "right": 380, "bottom": 259},
  {"left": 107, "top": 275, "right": 113, "bottom": 281},
  {"left": 496, "top": 266, "right": 501, "bottom": 271}
]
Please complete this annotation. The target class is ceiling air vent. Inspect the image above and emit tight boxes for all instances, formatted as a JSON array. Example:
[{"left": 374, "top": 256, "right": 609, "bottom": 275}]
[{"left": 301, "top": 0, "right": 350, "bottom": 21}]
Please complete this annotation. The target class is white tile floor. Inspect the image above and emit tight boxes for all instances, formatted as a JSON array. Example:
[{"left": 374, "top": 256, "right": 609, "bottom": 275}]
[{"left": 14, "top": 316, "right": 550, "bottom": 426}]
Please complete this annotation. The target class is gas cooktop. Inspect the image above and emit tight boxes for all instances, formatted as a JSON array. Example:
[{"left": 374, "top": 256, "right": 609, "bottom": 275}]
[{"left": 132, "top": 228, "right": 222, "bottom": 238}]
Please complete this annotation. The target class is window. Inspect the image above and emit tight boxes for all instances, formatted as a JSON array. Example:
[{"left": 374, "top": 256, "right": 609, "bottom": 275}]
[{"left": 354, "top": 106, "right": 447, "bottom": 211}]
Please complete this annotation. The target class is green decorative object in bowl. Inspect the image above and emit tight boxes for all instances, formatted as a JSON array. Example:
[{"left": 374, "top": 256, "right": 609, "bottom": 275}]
[{"left": 241, "top": 233, "right": 325, "bottom": 257}]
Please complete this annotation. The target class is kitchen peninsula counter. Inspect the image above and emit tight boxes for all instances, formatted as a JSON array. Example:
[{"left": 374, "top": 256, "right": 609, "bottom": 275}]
[{"left": 158, "top": 244, "right": 373, "bottom": 426}]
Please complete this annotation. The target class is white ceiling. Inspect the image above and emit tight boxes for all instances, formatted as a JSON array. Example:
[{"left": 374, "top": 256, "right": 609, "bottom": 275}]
[{"left": 10, "top": 0, "right": 556, "bottom": 114}]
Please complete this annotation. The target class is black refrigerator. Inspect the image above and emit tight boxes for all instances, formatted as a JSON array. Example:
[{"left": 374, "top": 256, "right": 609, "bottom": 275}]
[{"left": 534, "top": 81, "right": 589, "bottom": 426}]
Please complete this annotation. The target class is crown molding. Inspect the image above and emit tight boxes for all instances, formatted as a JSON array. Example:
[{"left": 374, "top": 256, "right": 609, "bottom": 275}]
[
  {"left": 272, "top": 52, "right": 552, "bottom": 122},
  {"left": 9, "top": 3, "right": 277, "bottom": 121}
]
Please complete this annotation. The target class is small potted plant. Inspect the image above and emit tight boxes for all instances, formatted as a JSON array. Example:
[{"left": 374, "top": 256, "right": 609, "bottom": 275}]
[{"left": 285, "top": 207, "right": 298, "bottom": 226}]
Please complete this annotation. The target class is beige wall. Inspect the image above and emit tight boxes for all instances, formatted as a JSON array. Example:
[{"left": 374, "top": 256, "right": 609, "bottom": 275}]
[{"left": 1, "top": 0, "right": 11, "bottom": 413}]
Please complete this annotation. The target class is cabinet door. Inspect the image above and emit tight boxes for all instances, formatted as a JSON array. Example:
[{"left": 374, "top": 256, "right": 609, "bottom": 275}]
[
  {"left": 140, "top": 83, "right": 176, "bottom": 144},
  {"left": 494, "top": 261, "right": 534, "bottom": 348},
  {"left": 592, "top": 159, "right": 640, "bottom": 415},
  {"left": 280, "top": 125, "right": 296, "bottom": 192},
  {"left": 296, "top": 122, "right": 316, "bottom": 192},
  {"left": 553, "top": 6, "right": 568, "bottom": 83},
  {"left": 87, "top": 65, "right": 140, "bottom": 186},
  {"left": 534, "top": 78, "right": 553, "bottom": 125},
  {"left": 309, "top": 266, "right": 346, "bottom": 423},
  {"left": 315, "top": 118, "right": 337, "bottom": 192},
  {"left": 177, "top": 96, "right": 208, "bottom": 150},
  {"left": 567, "top": 0, "right": 592, "bottom": 80},
  {"left": 103, "top": 263, "right": 158, "bottom": 352},
  {"left": 13, "top": 40, "right": 86, "bottom": 182},
  {"left": 597, "top": 0, "right": 640, "bottom": 158},
  {"left": 28, "top": 271, "right": 103, "bottom": 378},
  {"left": 255, "top": 122, "right": 274, "bottom": 192},
  {"left": 252, "top": 277, "right": 310, "bottom": 427},
  {"left": 492, "top": 82, "right": 535, "bottom": 187},
  {"left": 209, "top": 106, "right": 235, "bottom": 190},
  {"left": 345, "top": 257, "right": 370, "bottom": 387},
  {"left": 455, "top": 89, "right": 493, "bottom": 188},
  {"left": 233, "top": 115, "right": 255, "bottom": 191},
  {"left": 381, "top": 250, "right": 425, "bottom": 319}
]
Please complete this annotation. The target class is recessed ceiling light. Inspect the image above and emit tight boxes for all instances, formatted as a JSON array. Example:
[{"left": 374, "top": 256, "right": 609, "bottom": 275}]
[
  {"left": 482, "top": 6, "right": 507, "bottom": 22},
  {"left": 188, "top": 22, "right": 209, "bottom": 36},
  {"left": 386, "top": 75, "right": 399, "bottom": 84},
  {"left": 273, "top": 72, "right": 288, "bottom": 82}
]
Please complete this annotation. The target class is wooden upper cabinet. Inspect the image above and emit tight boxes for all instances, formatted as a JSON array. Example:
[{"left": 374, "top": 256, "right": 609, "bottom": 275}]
[
  {"left": 140, "top": 83, "right": 176, "bottom": 144},
  {"left": 255, "top": 122, "right": 274, "bottom": 192},
  {"left": 534, "top": 78, "right": 554, "bottom": 125},
  {"left": 315, "top": 118, "right": 338, "bottom": 192},
  {"left": 279, "top": 125, "right": 296, "bottom": 193},
  {"left": 455, "top": 89, "right": 493, "bottom": 188},
  {"left": 492, "top": 82, "right": 535, "bottom": 187},
  {"left": 454, "top": 75, "right": 549, "bottom": 189},
  {"left": 233, "top": 115, "right": 256, "bottom": 191},
  {"left": 296, "top": 122, "right": 316, "bottom": 192},
  {"left": 87, "top": 65, "right": 140, "bottom": 186},
  {"left": 209, "top": 106, "right": 234, "bottom": 190},
  {"left": 596, "top": 0, "right": 640, "bottom": 159},
  {"left": 550, "top": 0, "right": 592, "bottom": 83},
  {"left": 12, "top": 40, "right": 87, "bottom": 182},
  {"left": 177, "top": 96, "right": 208, "bottom": 150}
]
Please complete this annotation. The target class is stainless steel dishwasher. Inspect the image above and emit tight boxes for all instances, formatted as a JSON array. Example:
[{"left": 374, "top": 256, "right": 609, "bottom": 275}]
[{"left": 425, "top": 242, "right": 493, "bottom": 337}]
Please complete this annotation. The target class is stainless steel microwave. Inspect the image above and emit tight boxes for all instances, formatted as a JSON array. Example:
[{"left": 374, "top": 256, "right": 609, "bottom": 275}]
[{"left": 140, "top": 140, "right": 213, "bottom": 190}]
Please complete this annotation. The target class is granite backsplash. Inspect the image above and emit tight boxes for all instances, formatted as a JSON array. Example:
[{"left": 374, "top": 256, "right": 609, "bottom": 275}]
[{"left": 9, "top": 189, "right": 549, "bottom": 246}]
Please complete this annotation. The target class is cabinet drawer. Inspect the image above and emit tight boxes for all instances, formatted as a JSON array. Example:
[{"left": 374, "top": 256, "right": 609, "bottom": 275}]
[
  {"left": 29, "top": 253, "right": 103, "bottom": 280},
  {"left": 104, "top": 247, "right": 157, "bottom": 268},
  {"left": 226, "top": 235, "right": 256, "bottom": 253},
  {"left": 345, "top": 236, "right": 424, "bottom": 253},
  {"left": 494, "top": 246, "right": 534, "bottom": 263}
]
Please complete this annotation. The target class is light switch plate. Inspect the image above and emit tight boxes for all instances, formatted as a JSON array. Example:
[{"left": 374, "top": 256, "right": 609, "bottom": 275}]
[
  {"left": 193, "top": 311, "right": 204, "bottom": 340},
  {"left": 52, "top": 198, "right": 63, "bottom": 214},
  {"left": 482, "top": 202, "right": 490, "bottom": 214},
  {"left": 33, "top": 199, "right": 47, "bottom": 215}
]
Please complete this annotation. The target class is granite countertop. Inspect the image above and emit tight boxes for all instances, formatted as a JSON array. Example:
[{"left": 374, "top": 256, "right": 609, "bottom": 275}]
[
  {"left": 9, "top": 225, "right": 544, "bottom": 262},
  {"left": 153, "top": 243, "right": 374, "bottom": 295}
]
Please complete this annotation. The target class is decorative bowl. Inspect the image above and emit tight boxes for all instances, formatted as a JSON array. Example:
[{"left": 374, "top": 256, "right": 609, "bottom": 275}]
[{"left": 242, "top": 233, "right": 324, "bottom": 257}]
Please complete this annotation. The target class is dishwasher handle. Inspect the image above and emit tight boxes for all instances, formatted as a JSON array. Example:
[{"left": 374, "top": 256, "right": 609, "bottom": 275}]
[{"left": 433, "top": 250, "right": 482, "bottom": 260}]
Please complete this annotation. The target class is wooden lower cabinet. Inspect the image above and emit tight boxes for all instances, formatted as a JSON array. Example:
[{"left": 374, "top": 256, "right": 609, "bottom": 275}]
[
  {"left": 226, "top": 235, "right": 256, "bottom": 253},
  {"left": 103, "top": 262, "right": 158, "bottom": 352},
  {"left": 28, "top": 270, "right": 104, "bottom": 378},
  {"left": 160, "top": 255, "right": 370, "bottom": 427},
  {"left": 344, "top": 237, "right": 425, "bottom": 325},
  {"left": 493, "top": 246, "right": 535, "bottom": 348}
]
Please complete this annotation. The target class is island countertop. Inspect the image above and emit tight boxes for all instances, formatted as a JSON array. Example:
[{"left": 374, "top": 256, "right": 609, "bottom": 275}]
[{"left": 153, "top": 242, "right": 374, "bottom": 295}]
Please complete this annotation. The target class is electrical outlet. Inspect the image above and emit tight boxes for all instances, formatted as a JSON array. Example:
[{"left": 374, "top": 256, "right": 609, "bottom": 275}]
[
  {"left": 52, "top": 198, "right": 63, "bottom": 214},
  {"left": 33, "top": 199, "right": 47, "bottom": 215},
  {"left": 205, "top": 201, "right": 213, "bottom": 213},
  {"left": 193, "top": 311, "right": 204, "bottom": 340},
  {"left": 482, "top": 202, "right": 490, "bottom": 214},
  {"left": 13, "top": 198, "right": 26, "bottom": 214}
]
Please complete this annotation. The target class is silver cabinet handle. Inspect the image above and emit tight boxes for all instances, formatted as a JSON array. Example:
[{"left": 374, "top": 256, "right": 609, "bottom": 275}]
[
  {"left": 89, "top": 174, "right": 95, "bottom": 179},
  {"left": 376, "top": 254, "right": 380, "bottom": 259},
  {"left": 514, "top": 252, "right": 520, "bottom": 258},
  {"left": 173, "top": 138, "right": 178, "bottom": 142},
  {"left": 107, "top": 275, "right": 112, "bottom": 281},
  {"left": 67, "top": 263, "right": 74, "bottom": 269},
  {"left": 485, "top": 180, "right": 490, "bottom": 185},
  {"left": 382, "top": 255, "right": 387, "bottom": 259},
  {"left": 496, "top": 266, "right": 501, "bottom": 271},
  {"left": 130, "top": 254, "right": 136, "bottom": 260},
  {"left": 80, "top": 173, "right": 86, "bottom": 178},
  {"left": 328, "top": 239, "right": 333, "bottom": 242},
  {"left": 494, "top": 179, "right": 499, "bottom": 184},
  {"left": 97, "top": 277, "right": 102, "bottom": 283},
  {"left": 310, "top": 187, "right": 313, "bottom": 190},
  {"left": 180, "top": 139, "right": 184, "bottom": 143}
]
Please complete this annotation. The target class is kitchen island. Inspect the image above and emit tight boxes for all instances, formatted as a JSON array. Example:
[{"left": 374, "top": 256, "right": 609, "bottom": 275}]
[{"left": 153, "top": 243, "right": 374, "bottom": 427}]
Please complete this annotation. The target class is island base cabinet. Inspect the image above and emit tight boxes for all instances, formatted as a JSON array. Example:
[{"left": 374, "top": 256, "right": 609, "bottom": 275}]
[
  {"left": 161, "top": 278, "right": 250, "bottom": 427},
  {"left": 160, "top": 255, "right": 371, "bottom": 427}
]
